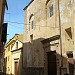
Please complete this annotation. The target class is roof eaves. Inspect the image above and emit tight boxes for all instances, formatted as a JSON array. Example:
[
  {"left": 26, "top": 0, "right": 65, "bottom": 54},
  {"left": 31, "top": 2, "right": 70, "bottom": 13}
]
[
  {"left": 5, "top": 35, "right": 16, "bottom": 47},
  {"left": 23, "top": 0, "right": 34, "bottom": 10},
  {"left": 5, "top": 40, "right": 16, "bottom": 48},
  {"left": 5, "top": 0, "right": 8, "bottom": 10}
]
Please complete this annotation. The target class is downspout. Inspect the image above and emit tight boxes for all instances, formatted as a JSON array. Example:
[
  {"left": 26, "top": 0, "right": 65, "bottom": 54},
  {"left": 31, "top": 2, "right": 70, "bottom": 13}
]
[{"left": 58, "top": 0, "right": 63, "bottom": 75}]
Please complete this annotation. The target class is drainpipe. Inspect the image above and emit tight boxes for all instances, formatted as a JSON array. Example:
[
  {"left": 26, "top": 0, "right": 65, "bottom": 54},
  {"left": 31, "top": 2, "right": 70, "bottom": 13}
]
[{"left": 58, "top": 0, "right": 63, "bottom": 75}]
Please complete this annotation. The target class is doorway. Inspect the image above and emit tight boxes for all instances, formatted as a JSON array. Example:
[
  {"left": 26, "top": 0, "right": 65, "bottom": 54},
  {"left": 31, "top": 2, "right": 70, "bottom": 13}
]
[
  {"left": 15, "top": 62, "right": 18, "bottom": 75},
  {"left": 67, "top": 52, "right": 74, "bottom": 75},
  {"left": 47, "top": 51, "right": 57, "bottom": 75}
]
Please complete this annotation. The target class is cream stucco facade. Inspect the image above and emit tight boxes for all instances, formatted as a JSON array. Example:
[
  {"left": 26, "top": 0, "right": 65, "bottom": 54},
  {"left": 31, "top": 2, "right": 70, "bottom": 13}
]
[{"left": 4, "top": 34, "right": 23, "bottom": 75}]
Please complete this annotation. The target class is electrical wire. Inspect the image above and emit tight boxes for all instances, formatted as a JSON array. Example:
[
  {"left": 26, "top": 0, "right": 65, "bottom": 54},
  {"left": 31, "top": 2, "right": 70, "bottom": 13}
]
[
  {"left": 9, "top": 24, "right": 24, "bottom": 29},
  {"left": 5, "top": 21, "right": 24, "bottom": 25},
  {"left": 5, "top": 21, "right": 59, "bottom": 28}
]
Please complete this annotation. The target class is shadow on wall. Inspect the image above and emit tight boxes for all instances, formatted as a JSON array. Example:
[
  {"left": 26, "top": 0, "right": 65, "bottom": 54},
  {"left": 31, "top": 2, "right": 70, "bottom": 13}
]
[
  {"left": 18, "top": 38, "right": 45, "bottom": 75},
  {"left": 6, "top": 37, "right": 74, "bottom": 75}
]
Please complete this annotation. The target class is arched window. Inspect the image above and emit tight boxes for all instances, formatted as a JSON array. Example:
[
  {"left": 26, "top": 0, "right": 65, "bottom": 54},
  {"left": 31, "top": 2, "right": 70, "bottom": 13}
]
[
  {"left": 45, "top": 0, "right": 53, "bottom": 17},
  {"left": 29, "top": 14, "right": 34, "bottom": 30}
]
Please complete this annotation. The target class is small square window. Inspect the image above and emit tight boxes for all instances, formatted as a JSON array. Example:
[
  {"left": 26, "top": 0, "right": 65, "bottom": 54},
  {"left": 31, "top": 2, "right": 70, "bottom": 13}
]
[{"left": 50, "top": 5, "right": 53, "bottom": 17}]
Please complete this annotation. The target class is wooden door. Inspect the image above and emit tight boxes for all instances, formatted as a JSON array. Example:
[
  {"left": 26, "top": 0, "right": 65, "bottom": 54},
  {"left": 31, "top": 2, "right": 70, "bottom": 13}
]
[
  {"left": 15, "top": 62, "right": 18, "bottom": 75},
  {"left": 69, "top": 63, "right": 74, "bottom": 75},
  {"left": 47, "top": 51, "right": 57, "bottom": 75},
  {"left": 67, "top": 52, "right": 74, "bottom": 75},
  {"left": 68, "top": 58, "right": 74, "bottom": 75}
]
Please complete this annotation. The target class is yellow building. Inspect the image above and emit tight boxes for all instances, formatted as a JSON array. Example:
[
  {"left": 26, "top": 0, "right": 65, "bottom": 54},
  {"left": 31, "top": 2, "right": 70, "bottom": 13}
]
[
  {"left": 23, "top": 0, "right": 75, "bottom": 75},
  {"left": 4, "top": 34, "right": 23, "bottom": 75}
]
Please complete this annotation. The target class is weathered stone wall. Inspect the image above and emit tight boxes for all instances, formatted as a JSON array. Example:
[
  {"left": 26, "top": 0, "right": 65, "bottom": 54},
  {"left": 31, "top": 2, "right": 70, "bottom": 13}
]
[{"left": 23, "top": 0, "right": 75, "bottom": 75}]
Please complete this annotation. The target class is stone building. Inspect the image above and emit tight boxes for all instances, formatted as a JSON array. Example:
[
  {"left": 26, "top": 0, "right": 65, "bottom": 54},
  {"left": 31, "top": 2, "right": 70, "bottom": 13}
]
[{"left": 23, "top": 0, "right": 75, "bottom": 75}]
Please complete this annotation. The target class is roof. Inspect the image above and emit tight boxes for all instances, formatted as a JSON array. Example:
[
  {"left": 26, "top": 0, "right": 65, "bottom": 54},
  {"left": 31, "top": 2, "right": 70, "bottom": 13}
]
[
  {"left": 23, "top": 0, "right": 34, "bottom": 10},
  {"left": 15, "top": 34, "right": 23, "bottom": 43},
  {"left": 5, "top": 0, "right": 8, "bottom": 10},
  {"left": 5, "top": 34, "right": 23, "bottom": 47}
]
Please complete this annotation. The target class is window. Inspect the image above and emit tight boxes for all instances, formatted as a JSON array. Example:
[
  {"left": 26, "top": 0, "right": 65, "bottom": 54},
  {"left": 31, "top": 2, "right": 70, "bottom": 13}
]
[
  {"left": 6, "top": 57, "right": 7, "bottom": 62},
  {"left": 8, "top": 46, "right": 10, "bottom": 51},
  {"left": 31, "top": 20, "right": 34, "bottom": 29},
  {"left": 29, "top": 14, "right": 34, "bottom": 30},
  {"left": 65, "top": 27, "right": 72, "bottom": 39},
  {"left": 16, "top": 42, "right": 18, "bottom": 49},
  {"left": 30, "top": 34, "right": 33, "bottom": 43},
  {"left": 67, "top": 51, "right": 74, "bottom": 75},
  {"left": 50, "top": 5, "right": 53, "bottom": 17}
]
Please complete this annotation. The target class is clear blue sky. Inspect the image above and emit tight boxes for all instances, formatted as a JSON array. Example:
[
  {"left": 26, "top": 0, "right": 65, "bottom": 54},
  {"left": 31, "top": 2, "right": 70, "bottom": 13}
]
[{"left": 4, "top": 0, "right": 31, "bottom": 42}]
